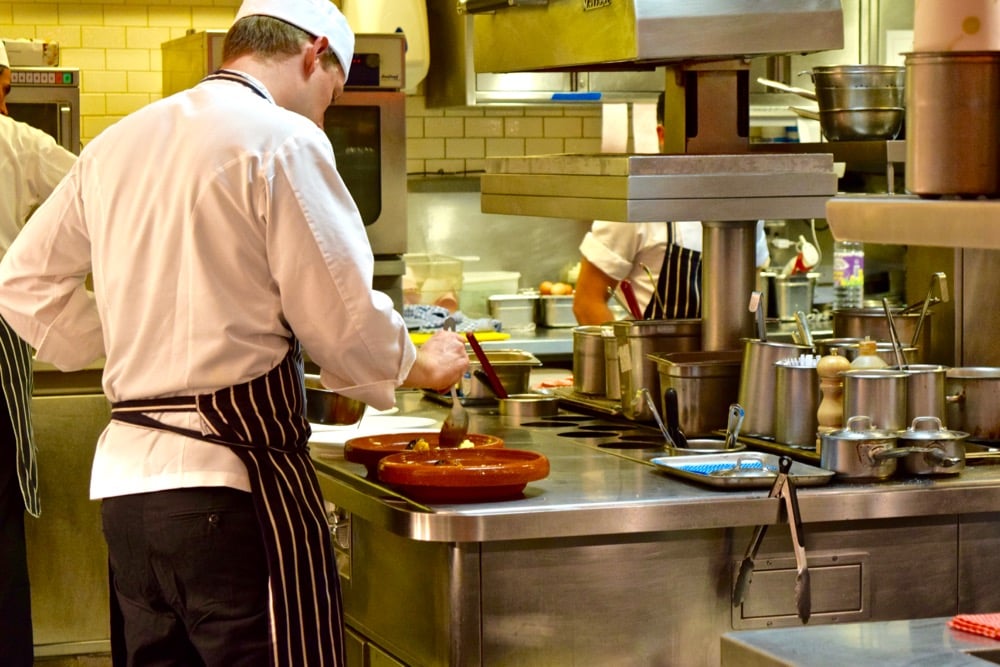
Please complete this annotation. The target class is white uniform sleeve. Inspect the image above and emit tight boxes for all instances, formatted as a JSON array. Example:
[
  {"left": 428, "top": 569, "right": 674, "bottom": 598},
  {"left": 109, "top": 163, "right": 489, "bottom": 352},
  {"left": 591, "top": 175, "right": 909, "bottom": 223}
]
[
  {"left": 267, "top": 132, "right": 415, "bottom": 410},
  {"left": 0, "top": 166, "right": 105, "bottom": 370}
]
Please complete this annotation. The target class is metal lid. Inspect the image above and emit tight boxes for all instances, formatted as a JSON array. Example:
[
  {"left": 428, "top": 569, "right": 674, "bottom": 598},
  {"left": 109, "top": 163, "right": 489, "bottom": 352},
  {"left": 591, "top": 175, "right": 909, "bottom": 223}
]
[
  {"left": 899, "top": 416, "right": 968, "bottom": 442},
  {"left": 826, "top": 415, "right": 898, "bottom": 441}
]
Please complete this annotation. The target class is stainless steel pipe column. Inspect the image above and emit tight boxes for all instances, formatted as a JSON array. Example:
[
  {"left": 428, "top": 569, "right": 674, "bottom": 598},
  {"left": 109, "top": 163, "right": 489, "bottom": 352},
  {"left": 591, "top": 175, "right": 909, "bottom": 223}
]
[{"left": 702, "top": 220, "right": 757, "bottom": 350}]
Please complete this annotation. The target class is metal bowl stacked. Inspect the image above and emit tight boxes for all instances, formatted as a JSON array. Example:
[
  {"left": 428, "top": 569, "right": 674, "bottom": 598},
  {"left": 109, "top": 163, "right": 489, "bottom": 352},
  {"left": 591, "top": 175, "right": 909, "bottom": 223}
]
[{"left": 810, "top": 65, "right": 905, "bottom": 141}]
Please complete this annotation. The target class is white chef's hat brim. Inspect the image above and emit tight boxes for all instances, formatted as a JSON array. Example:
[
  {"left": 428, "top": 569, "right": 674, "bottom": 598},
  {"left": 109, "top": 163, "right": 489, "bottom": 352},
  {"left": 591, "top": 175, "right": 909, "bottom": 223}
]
[
  {"left": 0, "top": 41, "right": 9, "bottom": 69},
  {"left": 235, "top": 0, "right": 354, "bottom": 77}
]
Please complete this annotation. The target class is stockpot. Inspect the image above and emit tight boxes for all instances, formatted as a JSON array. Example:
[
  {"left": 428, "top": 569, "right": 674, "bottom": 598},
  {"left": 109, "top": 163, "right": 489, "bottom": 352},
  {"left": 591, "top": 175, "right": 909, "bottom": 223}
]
[
  {"left": 897, "top": 416, "right": 967, "bottom": 476},
  {"left": 832, "top": 309, "right": 930, "bottom": 363},
  {"left": 820, "top": 415, "right": 907, "bottom": 480},
  {"left": 737, "top": 338, "right": 813, "bottom": 437},
  {"left": 945, "top": 367, "right": 1000, "bottom": 440},
  {"left": 841, "top": 368, "right": 909, "bottom": 433}
]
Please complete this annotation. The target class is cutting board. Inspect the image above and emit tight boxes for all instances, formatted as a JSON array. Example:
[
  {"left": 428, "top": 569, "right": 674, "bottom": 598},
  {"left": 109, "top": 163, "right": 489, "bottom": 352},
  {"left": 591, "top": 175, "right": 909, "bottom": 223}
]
[{"left": 409, "top": 331, "right": 510, "bottom": 345}]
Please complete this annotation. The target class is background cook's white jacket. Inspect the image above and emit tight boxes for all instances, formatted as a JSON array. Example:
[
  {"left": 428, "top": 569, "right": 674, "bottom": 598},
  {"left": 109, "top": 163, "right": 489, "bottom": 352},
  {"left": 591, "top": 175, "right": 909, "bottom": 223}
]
[
  {"left": 0, "top": 116, "right": 77, "bottom": 255},
  {"left": 0, "top": 76, "right": 417, "bottom": 499}
]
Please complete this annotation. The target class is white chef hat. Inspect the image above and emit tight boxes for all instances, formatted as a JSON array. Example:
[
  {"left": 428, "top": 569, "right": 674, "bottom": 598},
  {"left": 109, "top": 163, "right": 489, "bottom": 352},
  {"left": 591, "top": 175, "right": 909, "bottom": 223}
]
[
  {"left": 234, "top": 0, "right": 354, "bottom": 77},
  {"left": 0, "top": 41, "right": 9, "bottom": 69}
]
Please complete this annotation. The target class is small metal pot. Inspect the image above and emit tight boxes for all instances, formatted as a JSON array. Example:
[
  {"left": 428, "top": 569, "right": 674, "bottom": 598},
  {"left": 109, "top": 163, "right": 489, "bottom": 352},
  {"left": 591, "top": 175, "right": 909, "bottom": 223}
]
[
  {"left": 305, "top": 374, "right": 366, "bottom": 425},
  {"left": 897, "top": 416, "right": 967, "bottom": 476},
  {"left": 498, "top": 393, "right": 560, "bottom": 419},
  {"left": 820, "top": 415, "right": 907, "bottom": 480},
  {"left": 667, "top": 438, "right": 745, "bottom": 455}
]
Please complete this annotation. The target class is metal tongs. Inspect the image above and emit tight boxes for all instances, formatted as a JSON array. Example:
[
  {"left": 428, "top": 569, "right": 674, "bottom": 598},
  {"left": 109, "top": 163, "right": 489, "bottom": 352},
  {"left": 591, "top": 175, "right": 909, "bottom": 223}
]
[
  {"left": 732, "top": 455, "right": 811, "bottom": 624},
  {"left": 749, "top": 291, "right": 767, "bottom": 342},
  {"left": 900, "top": 272, "right": 949, "bottom": 348}
]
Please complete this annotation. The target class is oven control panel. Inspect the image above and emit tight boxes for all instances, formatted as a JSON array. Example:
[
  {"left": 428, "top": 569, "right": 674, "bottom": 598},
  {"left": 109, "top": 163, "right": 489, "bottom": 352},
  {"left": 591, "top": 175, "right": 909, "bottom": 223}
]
[
  {"left": 347, "top": 34, "right": 405, "bottom": 91},
  {"left": 10, "top": 67, "right": 79, "bottom": 87}
]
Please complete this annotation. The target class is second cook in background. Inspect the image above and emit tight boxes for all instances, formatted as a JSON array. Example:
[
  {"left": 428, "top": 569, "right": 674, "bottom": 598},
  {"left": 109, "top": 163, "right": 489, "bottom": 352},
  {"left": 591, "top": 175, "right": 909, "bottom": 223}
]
[{"left": 573, "top": 92, "right": 771, "bottom": 325}]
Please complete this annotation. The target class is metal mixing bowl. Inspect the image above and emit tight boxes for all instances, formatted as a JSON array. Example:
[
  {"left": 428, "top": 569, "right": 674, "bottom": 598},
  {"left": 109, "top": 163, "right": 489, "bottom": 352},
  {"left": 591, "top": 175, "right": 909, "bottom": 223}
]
[
  {"left": 305, "top": 374, "right": 366, "bottom": 425},
  {"left": 819, "top": 107, "right": 905, "bottom": 141}
]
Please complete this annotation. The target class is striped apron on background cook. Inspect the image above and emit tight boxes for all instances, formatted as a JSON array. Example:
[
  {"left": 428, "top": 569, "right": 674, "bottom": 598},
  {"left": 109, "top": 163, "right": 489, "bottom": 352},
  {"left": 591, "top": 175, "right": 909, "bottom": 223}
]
[
  {"left": 0, "top": 316, "right": 38, "bottom": 518},
  {"left": 110, "top": 342, "right": 344, "bottom": 667},
  {"left": 644, "top": 222, "right": 703, "bottom": 320}
]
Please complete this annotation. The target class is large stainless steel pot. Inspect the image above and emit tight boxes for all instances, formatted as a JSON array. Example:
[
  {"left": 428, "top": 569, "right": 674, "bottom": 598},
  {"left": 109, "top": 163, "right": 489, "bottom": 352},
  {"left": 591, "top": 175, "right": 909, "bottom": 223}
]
[
  {"left": 649, "top": 349, "right": 743, "bottom": 437},
  {"left": 945, "top": 367, "right": 1000, "bottom": 440},
  {"left": 614, "top": 319, "right": 701, "bottom": 422},
  {"left": 737, "top": 338, "right": 813, "bottom": 437},
  {"left": 820, "top": 415, "right": 907, "bottom": 480},
  {"left": 906, "top": 51, "right": 1000, "bottom": 198},
  {"left": 841, "top": 368, "right": 909, "bottom": 433},
  {"left": 897, "top": 416, "right": 966, "bottom": 476},
  {"left": 572, "top": 325, "right": 606, "bottom": 396},
  {"left": 832, "top": 309, "right": 931, "bottom": 363}
]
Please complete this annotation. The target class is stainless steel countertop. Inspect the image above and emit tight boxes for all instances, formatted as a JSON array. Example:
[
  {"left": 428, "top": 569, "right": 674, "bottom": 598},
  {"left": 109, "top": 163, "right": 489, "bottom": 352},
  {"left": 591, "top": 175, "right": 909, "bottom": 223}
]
[
  {"left": 722, "top": 616, "right": 1000, "bottom": 666},
  {"left": 310, "top": 390, "right": 1000, "bottom": 544}
]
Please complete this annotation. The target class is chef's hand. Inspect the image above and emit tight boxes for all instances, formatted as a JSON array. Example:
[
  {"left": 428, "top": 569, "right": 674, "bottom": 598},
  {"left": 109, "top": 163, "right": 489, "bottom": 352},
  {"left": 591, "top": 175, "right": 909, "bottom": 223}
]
[{"left": 401, "top": 330, "right": 469, "bottom": 392}]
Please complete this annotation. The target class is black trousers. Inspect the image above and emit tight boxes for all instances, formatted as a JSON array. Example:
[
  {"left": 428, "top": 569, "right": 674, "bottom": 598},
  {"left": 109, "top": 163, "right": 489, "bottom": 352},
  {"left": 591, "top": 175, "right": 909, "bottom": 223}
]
[
  {"left": 102, "top": 487, "right": 271, "bottom": 667},
  {"left": 0, "top": 393, "right": 32, "bottom": 667}
]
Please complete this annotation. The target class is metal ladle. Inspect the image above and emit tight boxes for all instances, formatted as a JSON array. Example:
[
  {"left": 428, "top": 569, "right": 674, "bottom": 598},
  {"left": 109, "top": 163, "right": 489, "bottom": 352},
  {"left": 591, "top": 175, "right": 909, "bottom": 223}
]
[
  {"left": 724, "top": 403, "right": 746, "bottom": 451},
  {"left": 639, "top": 388, "right": 677, "bottom": 449}
]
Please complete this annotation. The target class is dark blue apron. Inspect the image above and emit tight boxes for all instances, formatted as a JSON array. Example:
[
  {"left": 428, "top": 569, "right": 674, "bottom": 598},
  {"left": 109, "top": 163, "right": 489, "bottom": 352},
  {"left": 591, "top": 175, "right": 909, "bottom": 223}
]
[{"left": 643, "top": 222, "right": 703, "bottom": 319}]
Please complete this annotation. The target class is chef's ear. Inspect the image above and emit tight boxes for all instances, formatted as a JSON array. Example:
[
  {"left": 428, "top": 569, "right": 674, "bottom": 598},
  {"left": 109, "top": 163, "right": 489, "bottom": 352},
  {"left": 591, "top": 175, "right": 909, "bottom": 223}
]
[{"left": 304, "top": 35, "right": 331, "bottom": 75}]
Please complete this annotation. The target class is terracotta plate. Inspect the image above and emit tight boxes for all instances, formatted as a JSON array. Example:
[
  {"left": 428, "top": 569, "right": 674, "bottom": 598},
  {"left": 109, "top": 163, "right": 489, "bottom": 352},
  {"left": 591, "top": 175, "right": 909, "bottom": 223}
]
[
  {"left": 377, "top": 448, "right": 550, "bottom": 503},
  {"left": 344, "top": 431, "right": 504, "bottom": 479}
]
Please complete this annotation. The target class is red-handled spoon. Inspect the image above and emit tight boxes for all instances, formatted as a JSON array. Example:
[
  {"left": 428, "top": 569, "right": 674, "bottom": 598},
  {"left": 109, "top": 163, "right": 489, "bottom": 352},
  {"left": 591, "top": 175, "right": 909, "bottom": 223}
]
[
  {"left": 619, "top": 279, "right": 644, "bottom": 320},
  {"left": 466, "top": 332, "right": 508, "bottom": 399}
]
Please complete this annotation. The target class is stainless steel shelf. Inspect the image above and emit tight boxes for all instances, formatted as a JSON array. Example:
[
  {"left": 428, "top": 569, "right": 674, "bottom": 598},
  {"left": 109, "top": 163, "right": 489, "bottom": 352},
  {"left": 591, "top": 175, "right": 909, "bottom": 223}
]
[{"left": 826, "top": 194, "right": 1000, "bottom": 250}]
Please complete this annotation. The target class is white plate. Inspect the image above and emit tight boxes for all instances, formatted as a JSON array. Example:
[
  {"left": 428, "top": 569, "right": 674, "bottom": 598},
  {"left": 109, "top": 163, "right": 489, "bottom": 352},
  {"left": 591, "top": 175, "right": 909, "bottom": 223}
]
[{"left": 308, "top": 416, "right": 438, "bottom": 445}]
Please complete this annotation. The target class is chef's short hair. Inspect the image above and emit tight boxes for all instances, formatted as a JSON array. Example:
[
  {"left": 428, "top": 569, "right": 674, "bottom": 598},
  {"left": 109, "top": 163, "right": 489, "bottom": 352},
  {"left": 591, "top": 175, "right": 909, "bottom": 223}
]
[{"left": 223, "top": 15, "right": 340, "bottom": 71}]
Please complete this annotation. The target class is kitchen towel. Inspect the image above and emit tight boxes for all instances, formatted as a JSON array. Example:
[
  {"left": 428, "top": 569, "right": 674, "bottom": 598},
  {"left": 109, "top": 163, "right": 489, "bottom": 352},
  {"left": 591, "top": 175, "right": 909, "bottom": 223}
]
[{"left": 948, "top": 612, "right": 1000, "bottom": 639}]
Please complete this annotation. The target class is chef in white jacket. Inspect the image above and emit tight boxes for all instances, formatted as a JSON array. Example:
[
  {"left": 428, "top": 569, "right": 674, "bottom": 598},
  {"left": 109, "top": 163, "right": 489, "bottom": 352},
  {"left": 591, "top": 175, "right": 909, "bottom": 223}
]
[
  {"left": 0, "top": 2, "right": 467, "bottom": 665},
  {"left": 0, "top": 40, "right": 76, "bottom": 667}
]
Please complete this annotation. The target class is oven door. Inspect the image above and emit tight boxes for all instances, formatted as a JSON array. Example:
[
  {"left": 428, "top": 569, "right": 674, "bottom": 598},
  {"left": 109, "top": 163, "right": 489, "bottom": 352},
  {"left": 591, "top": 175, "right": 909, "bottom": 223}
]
[
  {"left": 323, "top": 90, "right": 407, "bottom": 257},
  {"left": 6, "top": 86, "right": 80, "bottom": 155}
]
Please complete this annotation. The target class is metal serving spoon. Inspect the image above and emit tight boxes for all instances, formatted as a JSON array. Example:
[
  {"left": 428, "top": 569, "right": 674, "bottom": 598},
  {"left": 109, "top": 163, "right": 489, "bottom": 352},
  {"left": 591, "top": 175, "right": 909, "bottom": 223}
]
[{"left": 438, "top": 317, "right": 470, "bottom": 447}]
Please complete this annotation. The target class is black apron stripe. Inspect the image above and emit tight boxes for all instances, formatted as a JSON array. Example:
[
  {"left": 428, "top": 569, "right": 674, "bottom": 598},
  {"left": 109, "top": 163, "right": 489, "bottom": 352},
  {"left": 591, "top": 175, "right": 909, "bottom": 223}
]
[
  {"left": 644, "top": 222, "right": 702, "bottom": 320},
  {"left": 0, "top": 316, "right": 38, "bottom": 517}
]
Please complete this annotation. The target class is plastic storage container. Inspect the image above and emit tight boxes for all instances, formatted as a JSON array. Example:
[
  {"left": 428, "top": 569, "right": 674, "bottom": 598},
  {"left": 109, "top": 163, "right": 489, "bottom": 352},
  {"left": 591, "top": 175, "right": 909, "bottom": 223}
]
[
  {"left": 403, "top": 254, "right": 463, "bottom": 310},
  {"left": 459, "top": 271, "right": 520, "bottom": 318}
]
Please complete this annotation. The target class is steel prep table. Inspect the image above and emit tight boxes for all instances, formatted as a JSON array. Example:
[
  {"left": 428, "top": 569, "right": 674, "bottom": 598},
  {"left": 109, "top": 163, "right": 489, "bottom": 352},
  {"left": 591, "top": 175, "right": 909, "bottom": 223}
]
[{"left": 310, "top": 390, "right": 1000, "bottom": 667}]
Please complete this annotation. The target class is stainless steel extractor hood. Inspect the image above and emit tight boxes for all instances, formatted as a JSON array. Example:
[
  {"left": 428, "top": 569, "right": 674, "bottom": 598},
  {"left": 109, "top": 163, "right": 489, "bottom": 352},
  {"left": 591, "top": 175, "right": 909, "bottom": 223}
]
[{"left": 468, "top": 0, "right": 844, "bottom": 73}]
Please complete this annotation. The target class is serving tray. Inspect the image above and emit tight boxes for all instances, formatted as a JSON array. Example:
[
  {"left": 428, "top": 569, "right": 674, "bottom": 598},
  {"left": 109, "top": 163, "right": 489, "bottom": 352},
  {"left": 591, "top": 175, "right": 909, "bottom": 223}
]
[{"left": 650, "top": 452, "right": 835, "bottom": 489}]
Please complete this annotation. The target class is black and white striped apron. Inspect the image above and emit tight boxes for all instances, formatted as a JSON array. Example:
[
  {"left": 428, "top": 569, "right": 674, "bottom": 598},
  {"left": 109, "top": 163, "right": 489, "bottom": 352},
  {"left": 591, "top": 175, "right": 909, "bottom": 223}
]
[
  {"left": 643, "top": 222, "right": 703, "bottom": 320},
  {"left": 0, "top": 315, "right": 38, "bottom": 518},
  {"left": 110, "top": 343, "right": 344, "bottom": 667}
]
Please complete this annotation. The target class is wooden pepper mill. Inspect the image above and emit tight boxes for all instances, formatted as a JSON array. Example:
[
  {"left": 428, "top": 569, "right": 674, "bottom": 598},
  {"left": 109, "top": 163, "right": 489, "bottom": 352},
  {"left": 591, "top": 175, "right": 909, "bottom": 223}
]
[{"left": 817, "top": 349, "right": 851, "bottom": 434}]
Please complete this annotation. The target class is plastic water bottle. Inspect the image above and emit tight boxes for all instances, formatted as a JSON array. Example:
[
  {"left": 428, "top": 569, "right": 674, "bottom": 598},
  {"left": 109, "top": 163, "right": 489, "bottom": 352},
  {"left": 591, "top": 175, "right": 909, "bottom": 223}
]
[{"left": 833, "top": 241, "right": 864, "bottom": 309}]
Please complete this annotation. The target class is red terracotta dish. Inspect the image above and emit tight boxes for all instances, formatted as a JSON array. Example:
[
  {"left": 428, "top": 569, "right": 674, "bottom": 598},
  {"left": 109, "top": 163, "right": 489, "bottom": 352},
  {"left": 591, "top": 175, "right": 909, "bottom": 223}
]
[
  {"left": 344, "top": 431, "right": 504, "bottom": 479},
  {"left": 377, "top": 448, "right": 550, "bottom": 503}
]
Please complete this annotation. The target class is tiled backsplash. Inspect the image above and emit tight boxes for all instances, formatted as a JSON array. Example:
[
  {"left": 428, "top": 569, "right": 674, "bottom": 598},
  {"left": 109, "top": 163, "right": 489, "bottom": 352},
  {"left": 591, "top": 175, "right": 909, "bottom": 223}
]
[{"left": 1, "top": 0, "right": 603, "bottom": 168}]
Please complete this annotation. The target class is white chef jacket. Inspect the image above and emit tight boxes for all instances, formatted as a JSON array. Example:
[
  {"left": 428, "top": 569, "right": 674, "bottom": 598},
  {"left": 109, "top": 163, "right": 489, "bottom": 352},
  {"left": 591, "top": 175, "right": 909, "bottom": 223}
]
[
  {"left": 0, "top": 72, "right": 417, "bottom": 499},
  {"left": 0, "top": 115, "right": 76, "bottom": 254},
  {"left": 580, "top": 220, "right": 771, "bottom": 313}
]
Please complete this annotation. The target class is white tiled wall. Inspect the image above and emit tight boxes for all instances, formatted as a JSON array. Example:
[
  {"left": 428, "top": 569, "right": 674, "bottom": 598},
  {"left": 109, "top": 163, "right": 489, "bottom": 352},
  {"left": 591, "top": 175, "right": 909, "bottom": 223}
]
[{"left": 2, "top": 0, "right": 604, "bottom": 169}]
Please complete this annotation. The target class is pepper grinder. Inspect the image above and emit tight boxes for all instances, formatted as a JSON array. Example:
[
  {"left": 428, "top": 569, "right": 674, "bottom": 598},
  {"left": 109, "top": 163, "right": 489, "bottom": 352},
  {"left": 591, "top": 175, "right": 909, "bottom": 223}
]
[{"left": 817, "top": 349, "right": 851, "bottom": 434}]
